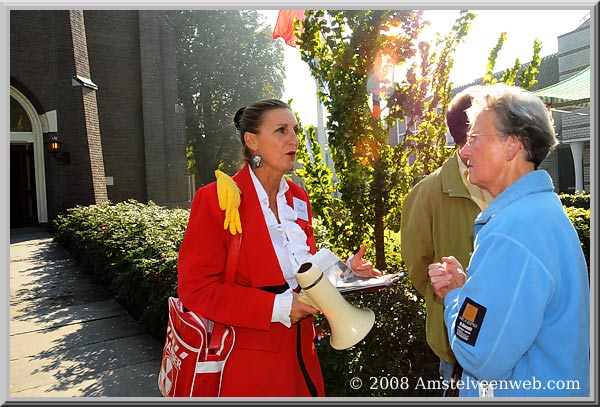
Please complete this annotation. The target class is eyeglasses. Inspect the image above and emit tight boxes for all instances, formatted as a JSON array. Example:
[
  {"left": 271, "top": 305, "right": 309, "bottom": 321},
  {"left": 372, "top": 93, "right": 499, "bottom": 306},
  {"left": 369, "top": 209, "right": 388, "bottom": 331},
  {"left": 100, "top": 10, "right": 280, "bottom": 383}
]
[{"left": 466, "top": 133, "right": 485, "bottom": 145}]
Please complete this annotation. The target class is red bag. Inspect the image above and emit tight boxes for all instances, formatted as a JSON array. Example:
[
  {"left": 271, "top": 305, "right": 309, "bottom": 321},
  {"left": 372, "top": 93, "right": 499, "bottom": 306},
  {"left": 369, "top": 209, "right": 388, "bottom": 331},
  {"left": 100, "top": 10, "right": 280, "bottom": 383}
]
[
  {"left": 158, "top": 232, "right": 242, "bottom": 397},
  {"left": 158, "top": 297, "right": 235, "bottom": 397}
]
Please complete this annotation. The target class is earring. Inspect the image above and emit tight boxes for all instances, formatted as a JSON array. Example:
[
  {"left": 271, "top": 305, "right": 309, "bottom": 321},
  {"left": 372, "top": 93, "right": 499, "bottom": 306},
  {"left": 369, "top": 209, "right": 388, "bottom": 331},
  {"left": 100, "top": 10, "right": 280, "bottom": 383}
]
[{"left": 251, "top": 154, "right": 263, "bottom": 168}]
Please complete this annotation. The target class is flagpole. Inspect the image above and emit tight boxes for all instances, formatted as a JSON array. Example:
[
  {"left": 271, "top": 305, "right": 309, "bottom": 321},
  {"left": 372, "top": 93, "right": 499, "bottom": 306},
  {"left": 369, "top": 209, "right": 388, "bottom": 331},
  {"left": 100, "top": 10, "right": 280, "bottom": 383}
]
[{"left": 314, "top": 78, "right": 326, "bottom": 156}]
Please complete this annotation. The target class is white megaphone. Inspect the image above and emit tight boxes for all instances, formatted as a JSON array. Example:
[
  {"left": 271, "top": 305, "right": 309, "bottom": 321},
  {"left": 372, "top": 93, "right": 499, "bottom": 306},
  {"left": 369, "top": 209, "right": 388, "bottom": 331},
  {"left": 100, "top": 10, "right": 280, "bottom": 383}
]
[{"left": 296, "top": 262, "right": 375, "bottom": 350}]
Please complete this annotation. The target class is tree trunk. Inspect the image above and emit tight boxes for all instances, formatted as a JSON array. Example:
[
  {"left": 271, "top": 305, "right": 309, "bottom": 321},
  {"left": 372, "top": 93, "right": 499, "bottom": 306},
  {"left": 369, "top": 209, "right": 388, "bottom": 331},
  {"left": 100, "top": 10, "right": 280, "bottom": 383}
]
[{"left": 373, "top": 185, "right": 387, "bottom": 271}]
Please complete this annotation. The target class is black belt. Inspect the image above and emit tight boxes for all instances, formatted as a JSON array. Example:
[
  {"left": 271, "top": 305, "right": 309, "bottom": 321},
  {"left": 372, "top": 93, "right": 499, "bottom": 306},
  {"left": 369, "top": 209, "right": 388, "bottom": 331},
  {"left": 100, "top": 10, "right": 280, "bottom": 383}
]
[{"left": 259, "top": 283, "right": 292, "bottom": 294}]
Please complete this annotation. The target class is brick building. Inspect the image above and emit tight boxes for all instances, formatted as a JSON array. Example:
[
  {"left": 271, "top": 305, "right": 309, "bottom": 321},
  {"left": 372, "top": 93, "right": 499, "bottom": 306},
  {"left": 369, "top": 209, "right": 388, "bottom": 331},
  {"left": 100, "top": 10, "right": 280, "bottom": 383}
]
[{"left": 10, "top": 10, "right": 188, "bottom": 227}]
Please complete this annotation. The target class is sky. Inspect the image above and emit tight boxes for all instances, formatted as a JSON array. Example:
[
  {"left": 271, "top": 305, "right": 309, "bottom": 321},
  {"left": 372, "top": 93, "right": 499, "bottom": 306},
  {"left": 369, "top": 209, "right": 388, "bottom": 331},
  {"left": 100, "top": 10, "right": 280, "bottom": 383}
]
[{"left": 260, "top": 9, "right": 591, "bottom": 127}]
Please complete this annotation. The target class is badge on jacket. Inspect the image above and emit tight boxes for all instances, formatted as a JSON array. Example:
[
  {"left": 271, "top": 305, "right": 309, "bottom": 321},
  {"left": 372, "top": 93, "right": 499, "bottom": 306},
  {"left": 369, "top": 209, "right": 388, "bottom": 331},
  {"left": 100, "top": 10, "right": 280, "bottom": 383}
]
[
  {"left": 455, "top": 297, "right": 487, "bottom": 346},
  {"left": 293, "top": 197, "right": 309, "bottom": 221}
]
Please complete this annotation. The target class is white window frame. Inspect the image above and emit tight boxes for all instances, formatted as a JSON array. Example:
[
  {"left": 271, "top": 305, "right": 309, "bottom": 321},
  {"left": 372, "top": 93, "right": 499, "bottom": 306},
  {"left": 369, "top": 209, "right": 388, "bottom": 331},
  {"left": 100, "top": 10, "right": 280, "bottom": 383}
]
[{"left": 10, "top": 86, "right": 48, "bottom": 223}]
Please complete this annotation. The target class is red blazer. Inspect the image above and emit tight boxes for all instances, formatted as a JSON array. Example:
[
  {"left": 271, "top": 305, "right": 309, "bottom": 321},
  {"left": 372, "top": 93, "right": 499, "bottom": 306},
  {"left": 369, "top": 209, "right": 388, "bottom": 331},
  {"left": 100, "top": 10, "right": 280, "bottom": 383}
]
[{"left": 177, "top": 165, "right": 324, "bottom": 397}]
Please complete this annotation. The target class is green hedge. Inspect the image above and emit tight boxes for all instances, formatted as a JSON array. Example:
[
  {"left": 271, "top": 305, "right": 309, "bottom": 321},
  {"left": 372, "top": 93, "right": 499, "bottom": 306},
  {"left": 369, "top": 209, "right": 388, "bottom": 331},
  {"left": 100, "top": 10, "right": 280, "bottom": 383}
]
[
  {"left": 52, "top": 195, "right": 590, "bottom": 396},
  {"left": 52, "top": 199, "right": 440, "bottom": 396},
  {"left": 314, "top": 283, "right": 440, "bottom": 396},
  {"left": 564, "top": 206, "right": 590, "bottom": 270},
  {"left": 52, "top": 200, "right": 189, "bottom": 339},
  {"left": 559, "top": 193, "right": 590, "bottom": 210}
]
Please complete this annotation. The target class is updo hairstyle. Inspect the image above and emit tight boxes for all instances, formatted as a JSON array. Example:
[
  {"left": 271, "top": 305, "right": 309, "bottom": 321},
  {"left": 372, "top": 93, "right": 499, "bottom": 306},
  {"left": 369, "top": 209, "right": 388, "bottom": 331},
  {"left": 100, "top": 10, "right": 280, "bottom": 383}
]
[{"left": 233, "top": 99, "right": 292, "bottom": 163}]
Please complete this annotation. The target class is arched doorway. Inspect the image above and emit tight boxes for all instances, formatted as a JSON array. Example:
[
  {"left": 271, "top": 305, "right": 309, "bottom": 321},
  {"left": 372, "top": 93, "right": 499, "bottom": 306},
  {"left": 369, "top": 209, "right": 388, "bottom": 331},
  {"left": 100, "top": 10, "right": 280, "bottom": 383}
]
[{"left": 10, "top": 87, "right": 48, "bottom": 226}]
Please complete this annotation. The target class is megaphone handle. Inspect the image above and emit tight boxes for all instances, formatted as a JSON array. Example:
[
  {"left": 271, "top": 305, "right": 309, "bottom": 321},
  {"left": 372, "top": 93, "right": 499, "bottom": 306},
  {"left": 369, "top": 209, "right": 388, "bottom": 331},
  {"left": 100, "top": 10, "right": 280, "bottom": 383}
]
[{"left": 297, "top": 291, "right": 320, "bottom": 310}]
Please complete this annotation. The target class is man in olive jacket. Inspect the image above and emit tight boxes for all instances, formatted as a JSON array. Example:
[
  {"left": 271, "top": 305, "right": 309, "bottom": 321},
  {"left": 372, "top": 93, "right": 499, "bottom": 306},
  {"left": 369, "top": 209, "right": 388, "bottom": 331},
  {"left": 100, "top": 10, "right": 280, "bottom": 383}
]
[{"left": 400, "top": 86, "right": 492, "bottom": 392}]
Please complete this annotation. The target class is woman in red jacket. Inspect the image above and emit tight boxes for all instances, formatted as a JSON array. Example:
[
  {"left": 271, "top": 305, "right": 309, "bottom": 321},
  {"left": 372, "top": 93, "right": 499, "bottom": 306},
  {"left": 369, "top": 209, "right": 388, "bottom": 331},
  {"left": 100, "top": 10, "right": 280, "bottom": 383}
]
[{"left": 177, "top": 99, "right": 379, "bottom": 397}]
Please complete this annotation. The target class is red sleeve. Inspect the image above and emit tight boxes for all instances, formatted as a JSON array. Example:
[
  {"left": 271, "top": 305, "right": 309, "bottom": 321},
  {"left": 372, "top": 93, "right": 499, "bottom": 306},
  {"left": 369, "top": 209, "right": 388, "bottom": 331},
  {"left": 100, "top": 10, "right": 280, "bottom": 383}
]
[{"left": 177, "top": 183, "right": 275, "bottom": 331}]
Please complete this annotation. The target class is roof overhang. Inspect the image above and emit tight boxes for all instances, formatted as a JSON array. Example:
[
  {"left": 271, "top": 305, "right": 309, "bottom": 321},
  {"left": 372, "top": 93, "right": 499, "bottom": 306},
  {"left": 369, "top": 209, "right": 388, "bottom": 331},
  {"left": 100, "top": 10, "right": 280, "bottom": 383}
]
[{"left": 533, "top": 66, "right": 590, "bottom": 108}]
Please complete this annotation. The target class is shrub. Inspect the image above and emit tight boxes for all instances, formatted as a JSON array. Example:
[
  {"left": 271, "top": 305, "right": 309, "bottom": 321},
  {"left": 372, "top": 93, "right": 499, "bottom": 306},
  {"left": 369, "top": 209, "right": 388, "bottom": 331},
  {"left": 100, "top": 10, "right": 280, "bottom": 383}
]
[
  {"left": 52, "top": 200, "right": 438, "bottom": 396},
  {"left": 51, "top": 198, "right": 589, "bottom": 397},
  {"left": 559, "top": 193, "right": 590, "bottom": 210},
  {"left": 314, "top": 279, "right": 440, "bottom": 396},
  {"left": 52, "top": 200, "right": 189, "bottom": 339},
  {"left": 564, "top": 206, "right": 591, "bottom": 270}
]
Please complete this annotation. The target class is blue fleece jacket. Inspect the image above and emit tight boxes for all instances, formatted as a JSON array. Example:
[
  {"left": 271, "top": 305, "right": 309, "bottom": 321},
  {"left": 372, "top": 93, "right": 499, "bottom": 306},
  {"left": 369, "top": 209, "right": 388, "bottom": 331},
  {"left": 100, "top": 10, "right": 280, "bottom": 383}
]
[{"left": 444, "top": 170, "right": 590, "bottom": 397}]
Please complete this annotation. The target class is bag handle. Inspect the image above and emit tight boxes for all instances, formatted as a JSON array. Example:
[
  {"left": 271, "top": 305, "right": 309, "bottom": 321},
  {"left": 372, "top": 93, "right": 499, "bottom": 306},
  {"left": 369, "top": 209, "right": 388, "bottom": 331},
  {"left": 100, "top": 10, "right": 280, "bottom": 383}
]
[
  {"left": 224, "top": 233, "right": 242, "bottom": 284},
  {"left": 208, "top": 176, "right": 243, "bottom": 353},
  {"left": 208, "top": 228, "right": 242, "bottom": 354}
]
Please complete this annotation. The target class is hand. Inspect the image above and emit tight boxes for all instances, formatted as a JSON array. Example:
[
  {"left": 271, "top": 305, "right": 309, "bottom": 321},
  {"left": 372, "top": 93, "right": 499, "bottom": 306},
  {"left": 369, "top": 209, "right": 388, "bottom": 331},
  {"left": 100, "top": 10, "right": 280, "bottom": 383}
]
[
  {"left": 349, "top": 245, "right": 383, "bottom": 278},
  {"left": 428, "top": 256, "right": 466, "bottom": 299},
  {"left": 215, "top": 170, "right": 242, "bottom": 235},
  {"left": 290, "top": 292, "right": 319, "bottom": 324}
]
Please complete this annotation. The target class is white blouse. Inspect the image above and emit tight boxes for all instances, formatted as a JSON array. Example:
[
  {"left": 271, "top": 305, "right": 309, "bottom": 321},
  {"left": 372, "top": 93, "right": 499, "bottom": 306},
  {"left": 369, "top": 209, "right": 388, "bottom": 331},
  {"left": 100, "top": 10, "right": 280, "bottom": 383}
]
[{"left": 249, "top": 169, "right": 312, "bottom": 327}]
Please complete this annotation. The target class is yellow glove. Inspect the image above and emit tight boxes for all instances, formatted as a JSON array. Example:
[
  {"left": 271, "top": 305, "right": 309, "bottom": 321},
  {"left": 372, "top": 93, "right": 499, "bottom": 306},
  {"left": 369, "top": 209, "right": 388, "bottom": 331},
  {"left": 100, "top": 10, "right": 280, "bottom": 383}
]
[{"left": 215, "top": 170, "right": 242, "bottom": 235}]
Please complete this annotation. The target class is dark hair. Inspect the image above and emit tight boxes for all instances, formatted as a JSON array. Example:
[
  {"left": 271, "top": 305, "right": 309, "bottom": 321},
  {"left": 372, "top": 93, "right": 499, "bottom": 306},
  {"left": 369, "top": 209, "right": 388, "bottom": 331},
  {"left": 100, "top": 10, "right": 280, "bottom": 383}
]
[
  {"left": 234, "top": 99, "right": 292, "bottom": 163},
  {"left": 446, "top": 86, "right": 481, "bottom": 146}
]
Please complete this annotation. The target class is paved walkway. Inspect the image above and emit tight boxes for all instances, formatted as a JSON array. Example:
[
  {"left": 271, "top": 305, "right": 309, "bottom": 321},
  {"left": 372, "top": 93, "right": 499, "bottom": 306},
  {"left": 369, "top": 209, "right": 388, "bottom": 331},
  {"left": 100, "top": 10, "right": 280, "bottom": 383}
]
[{"left": 9, "top": 226, "right": 163, "bottom": 398}]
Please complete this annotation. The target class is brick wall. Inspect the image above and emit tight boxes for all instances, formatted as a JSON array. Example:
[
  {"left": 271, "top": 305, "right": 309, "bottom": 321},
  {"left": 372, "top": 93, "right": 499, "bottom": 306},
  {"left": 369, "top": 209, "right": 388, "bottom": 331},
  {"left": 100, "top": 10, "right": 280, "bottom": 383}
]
[
  {"left": 84, "top": 10, "right": 148, "bottom": 203},
  {"left": 10, "top": 10, "right": 108, "bottom": 219},
  {"left": 69, "top": 10, "right": 108, "bottom": 205},
  {"left": 558, "top": 20, "right": 590, "bottom": 79},
  {"left": 539, "top": 149, "right": 559, "bottom": 193},
  {"left": 11, "top": 10, "right": 188, "bottom": 220},
  {"left": 561, "top": 110, "right": 591, "bottom": 142},
  {"left": 158, "top": 14, "right": 188, "bottom": 207},
  {"left": 138, "top": 11, "right": 188, "bottom": 207},
  {"left": 555, "top": 19, "right": 589, "bottom": 143},
  {"left": 139, "top": 11, "right": 168, "bottom": 204},
  {"left": 10, "top": 11, "right": 59, "bottom": 111},
  {"left": 556, "top": 18, "right": 590, "bottom": 195},
  {"left": 11, "top": 10, "right": 61, "bottom": 218}
]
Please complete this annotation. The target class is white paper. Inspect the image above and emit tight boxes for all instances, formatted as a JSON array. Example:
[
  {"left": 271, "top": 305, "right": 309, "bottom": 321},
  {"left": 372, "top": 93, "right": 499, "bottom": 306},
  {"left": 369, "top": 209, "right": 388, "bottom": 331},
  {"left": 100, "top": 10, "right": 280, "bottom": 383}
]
[
  {"left": 293, "top": 197, "right": 309, "bottom": 221},
  {"left": 306, "top": 248, "right": 404, "bottom": 294}
]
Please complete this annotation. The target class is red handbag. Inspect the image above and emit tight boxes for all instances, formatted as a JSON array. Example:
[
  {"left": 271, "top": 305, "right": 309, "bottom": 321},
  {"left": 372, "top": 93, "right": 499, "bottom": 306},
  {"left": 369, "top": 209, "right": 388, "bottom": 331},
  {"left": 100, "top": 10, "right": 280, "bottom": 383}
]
[{"left": 158, "top": 233, "right": 241, "bottom": 397}]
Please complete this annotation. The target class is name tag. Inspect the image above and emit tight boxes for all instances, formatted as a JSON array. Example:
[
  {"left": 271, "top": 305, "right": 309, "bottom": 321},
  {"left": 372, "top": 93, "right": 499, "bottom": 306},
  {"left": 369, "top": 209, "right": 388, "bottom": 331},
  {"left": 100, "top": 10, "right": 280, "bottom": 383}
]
[{"left": 293, "top": 197, "right": 309, "bottom": 221}]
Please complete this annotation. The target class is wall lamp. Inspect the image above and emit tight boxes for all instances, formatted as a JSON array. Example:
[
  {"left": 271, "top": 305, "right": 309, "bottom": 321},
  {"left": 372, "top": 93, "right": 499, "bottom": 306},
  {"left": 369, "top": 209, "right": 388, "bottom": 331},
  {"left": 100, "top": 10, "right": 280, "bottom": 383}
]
[{"left": 46, "top": 133, "right": 71, "bottom": 165}]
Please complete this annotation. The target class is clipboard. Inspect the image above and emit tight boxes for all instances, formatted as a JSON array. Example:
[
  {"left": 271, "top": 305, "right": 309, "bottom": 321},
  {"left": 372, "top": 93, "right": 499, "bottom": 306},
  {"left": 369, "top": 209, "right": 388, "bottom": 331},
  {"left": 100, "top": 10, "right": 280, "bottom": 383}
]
[
  {"left": 307, "top": 248, "right": 404, "bottom": 294},
  {"left": 336, "top": 272, "right": 405, "bottom": 294}
]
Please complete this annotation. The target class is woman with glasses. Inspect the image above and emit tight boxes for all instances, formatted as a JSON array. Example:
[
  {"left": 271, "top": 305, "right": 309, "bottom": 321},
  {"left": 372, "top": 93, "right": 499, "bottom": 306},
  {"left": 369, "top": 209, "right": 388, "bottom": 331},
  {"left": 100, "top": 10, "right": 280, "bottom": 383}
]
[{"left": 427, "top": 83, "right": 589, "bottom": 397}]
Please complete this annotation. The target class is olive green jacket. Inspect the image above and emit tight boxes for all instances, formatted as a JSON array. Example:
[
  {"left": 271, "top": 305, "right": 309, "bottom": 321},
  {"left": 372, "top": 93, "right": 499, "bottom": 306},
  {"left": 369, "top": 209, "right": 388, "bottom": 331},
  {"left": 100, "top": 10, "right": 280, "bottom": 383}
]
[{"left": 400, "top": 152, "right": 482, "bottom": 364}]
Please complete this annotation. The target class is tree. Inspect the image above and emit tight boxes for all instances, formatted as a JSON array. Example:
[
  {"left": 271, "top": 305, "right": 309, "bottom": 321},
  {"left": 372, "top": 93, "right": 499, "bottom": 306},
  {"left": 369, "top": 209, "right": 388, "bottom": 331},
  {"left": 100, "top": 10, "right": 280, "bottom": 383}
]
[
  {"left": 168, "top": 10, "right": 285, "bottom": 187},
  {"left": 483, "top": 32, "right": 542, "bottom": 90},
  {"left": 296, "top": 10, "right": 475, "bottom": 269},
  {"left": 294, "top": 10, "right": 544, "bottom": 396}
]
